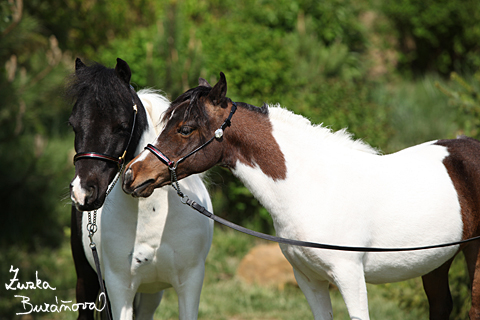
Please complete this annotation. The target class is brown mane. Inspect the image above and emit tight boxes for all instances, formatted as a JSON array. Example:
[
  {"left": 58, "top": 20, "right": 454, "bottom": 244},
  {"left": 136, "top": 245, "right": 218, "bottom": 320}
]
[{"left": 163, "top": 85, "right": 269, "bottom": 126}]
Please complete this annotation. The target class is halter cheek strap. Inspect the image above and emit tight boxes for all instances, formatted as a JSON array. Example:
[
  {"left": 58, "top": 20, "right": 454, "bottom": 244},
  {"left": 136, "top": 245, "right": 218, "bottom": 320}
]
[{"left": 145, "top": 101, "right": 237, "bottom": 170}]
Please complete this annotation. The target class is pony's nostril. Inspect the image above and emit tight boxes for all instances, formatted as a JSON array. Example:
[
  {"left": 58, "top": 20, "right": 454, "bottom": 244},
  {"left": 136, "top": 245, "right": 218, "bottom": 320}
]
[
  {"left": 124, "top": 167, "right": 133, "bottom": 185},
  {"left": 123, "top": 168, "right": 137, "bottom": 194},
  {"left": 84, "top": 185, "right": 97, "bottom": 205}
]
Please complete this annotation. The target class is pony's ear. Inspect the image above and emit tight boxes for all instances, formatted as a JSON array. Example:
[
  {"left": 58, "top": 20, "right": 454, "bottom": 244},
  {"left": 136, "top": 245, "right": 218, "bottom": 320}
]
[
  {"left": 75, "top": 58, "right": 86, "bottom": 71},
  {"left": 198, "top": 77, "right": 212, "bottom": 88},
  {"left": 115, "top": 58, "right": 131, "bottom": 84},
  {"left": 207, "top": 72, "right": 227, "bottom": 106}
]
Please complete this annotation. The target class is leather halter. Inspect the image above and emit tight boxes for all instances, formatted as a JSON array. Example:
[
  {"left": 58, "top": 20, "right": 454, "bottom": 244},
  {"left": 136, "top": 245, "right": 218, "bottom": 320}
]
[
  {"left": 145, "top": 101, "right": 237, "bottom": 170},
  {"left": 73, "top": 86, "right": 138, "bottom": 169}
]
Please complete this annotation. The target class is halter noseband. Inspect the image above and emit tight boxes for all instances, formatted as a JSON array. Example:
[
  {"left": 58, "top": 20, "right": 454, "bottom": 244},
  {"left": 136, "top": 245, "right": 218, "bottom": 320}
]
[
  {"left": 73, "top": 86, "right": 138, "bottom": 170},
  {"left": 145, "top": 101, "right": 237, "bottom": 173}
]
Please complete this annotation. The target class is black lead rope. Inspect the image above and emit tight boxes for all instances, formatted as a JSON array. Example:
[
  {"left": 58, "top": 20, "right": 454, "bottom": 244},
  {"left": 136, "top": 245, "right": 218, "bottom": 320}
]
[
  {"left": 91, "top": 246, "right": 111, "bottom": 318},
  {"left": 183, "top": 197, "right": 480, "bottom": 252}
]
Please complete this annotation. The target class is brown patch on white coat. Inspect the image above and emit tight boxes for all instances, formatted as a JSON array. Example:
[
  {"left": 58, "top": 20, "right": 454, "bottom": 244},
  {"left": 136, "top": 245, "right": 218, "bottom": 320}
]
[{"left": 428, "top": 137, "right": 480, "bottom": 319}]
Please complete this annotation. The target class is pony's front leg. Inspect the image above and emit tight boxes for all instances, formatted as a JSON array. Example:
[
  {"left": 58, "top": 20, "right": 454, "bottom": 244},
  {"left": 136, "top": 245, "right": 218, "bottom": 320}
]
[
  {"left": 133, "top": 291, "right": 164, "bottom": 320},
  {"left": 104, "top": 274, "right": 137, "bottom": 320},
  {"left": 71, "top": 207, "right": 99, "bottom": 320},
  {"left": 293, "top": 269, "right": 333, "bottom": 320},
  {"left": 174, "top": 264, "right": 206, "bottom": 320},
  {"left": 333, "top": 263, "right": 370, "bottom": 320}
]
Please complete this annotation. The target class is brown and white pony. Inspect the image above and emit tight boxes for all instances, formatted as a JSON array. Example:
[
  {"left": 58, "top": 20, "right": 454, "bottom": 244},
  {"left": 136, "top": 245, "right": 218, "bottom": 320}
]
[{"left": 123, "top": 72, "right": 480, "bottom": 320}]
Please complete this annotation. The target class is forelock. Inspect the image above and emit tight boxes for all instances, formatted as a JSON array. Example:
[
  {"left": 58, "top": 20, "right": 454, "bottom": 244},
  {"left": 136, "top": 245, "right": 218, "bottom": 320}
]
[
  {"left": 163, "top": 86, "right": 212, "bottom": 126},
  {"left": 66, "top": 62, "right": 131, "bottom": 110}
]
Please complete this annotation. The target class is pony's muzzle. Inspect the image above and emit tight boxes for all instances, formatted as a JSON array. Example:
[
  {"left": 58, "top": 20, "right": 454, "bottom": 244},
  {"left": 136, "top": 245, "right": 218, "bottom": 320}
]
[
  {"left": 70, "top": 175, "right": 98, "bottom": 211},
  {"left": 122, "top": 167, "right": 134, "bottom": 193},
  {"left": 122, "top": 167, "right": 155, "bottom": 197}
]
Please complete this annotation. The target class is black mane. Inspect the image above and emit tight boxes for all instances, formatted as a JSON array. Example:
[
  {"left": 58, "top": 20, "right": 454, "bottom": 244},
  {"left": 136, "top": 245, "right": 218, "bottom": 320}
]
[
  {"left": 237, "top": 102, "right": 269, "bottom": 115},
  {"left": 66, "top": 62, "right": 132, "bottom": 110}
]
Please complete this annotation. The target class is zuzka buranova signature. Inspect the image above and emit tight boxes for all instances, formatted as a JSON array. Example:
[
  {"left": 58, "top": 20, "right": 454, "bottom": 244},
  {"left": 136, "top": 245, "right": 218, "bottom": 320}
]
[{"left": 5, "top": 265, "right": 106, "bottom": 315}]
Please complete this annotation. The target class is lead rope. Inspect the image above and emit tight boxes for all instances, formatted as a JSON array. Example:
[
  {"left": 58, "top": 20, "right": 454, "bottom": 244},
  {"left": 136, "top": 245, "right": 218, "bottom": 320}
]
[
  {"left": 167, "top": 166, "right": 480, "bottom": 252},
  {"left": 169, "top": 165, "right": 189, "bottom": 204},
  {"left": 86, "top": 163, "right": 124, "bottom": 320}
]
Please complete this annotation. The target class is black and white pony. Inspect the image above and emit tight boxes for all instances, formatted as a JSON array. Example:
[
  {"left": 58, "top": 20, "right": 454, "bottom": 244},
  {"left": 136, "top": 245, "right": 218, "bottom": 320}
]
[{"left": 68, "top": 58, "right": 213, "bottom": 319}]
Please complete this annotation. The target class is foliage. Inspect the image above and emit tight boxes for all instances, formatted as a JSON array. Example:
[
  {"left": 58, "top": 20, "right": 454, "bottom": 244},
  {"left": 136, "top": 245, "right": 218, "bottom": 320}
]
[
  {"left": 289, "top": 78, "right": 392, "bottom": 149},
  {"left": 198, "top": 18, "right": 292, "bottom": 106},
  {"left": 184, "top": 0, "right": 367, "bottom": 49},
  {"left": 372, "top": 75, "right": 459, "bottom": 152},
  {"left": 97, "top": 1, "right": 205, "bottom": 100},
  {"left": 1, "top": 1, "right": 74, "bottom": 249},
  {"left": 380, "top": 0, "right": 480, "bottom": 75},
  {"left": 0, "top": 234, "right": 76, "bottom": 319},
  {"left": 22, "top": 0, "right": 158, "bottom": 57},
  {"left": 0, "top": 136, "right": 73, "bottom": 248},
  {"left": 437, "top": 71, "right": 480, "bottom": 139}
]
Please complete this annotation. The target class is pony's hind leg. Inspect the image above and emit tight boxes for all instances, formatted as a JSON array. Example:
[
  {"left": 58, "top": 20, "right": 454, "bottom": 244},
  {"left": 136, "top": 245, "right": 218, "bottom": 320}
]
[
  {"left": 421, "top": 257, "right": 454, "bottom": 320},
  {"left": 463, "top": 242, "right": 480, "bottom": 319},
  {"left": 133, "top": 291, "right": 164, "bottom": 320},
  {"left": 293, "top": 269, "right": 333, "bottom": 320}
]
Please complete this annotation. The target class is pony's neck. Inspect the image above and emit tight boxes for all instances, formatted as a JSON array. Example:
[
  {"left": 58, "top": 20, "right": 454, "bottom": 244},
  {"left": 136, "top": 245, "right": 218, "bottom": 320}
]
[
  {"left": 226, "top": 105, "right": 378, "bottom": 225},
  {"left": 136, "top": 90, "right": 171, "bottom": 156},
  {"left": 223, "top": 104, "right": 287, "bottom": 181}
]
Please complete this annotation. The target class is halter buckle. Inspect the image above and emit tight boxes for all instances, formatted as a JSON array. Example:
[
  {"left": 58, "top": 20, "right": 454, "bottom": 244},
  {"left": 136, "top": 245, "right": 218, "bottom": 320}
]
[
  {"left": 119, "top": 150, "right": 127, "bottom": 164},
  {"left": 215, "top": 128, "right": 224, "bottom": 139}
]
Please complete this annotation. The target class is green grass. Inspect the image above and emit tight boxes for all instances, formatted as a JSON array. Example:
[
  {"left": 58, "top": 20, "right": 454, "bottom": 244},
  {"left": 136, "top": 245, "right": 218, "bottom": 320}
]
[
  {"left": 152, "top": 227, "right": 430, "bottom": 320},
  {"left": 4, "top": 215, "right": 470, "bottom": 320},
  {"left": 1, "top": 235, "right": 78, "bottom": 320},
  {"left": 3, "top": 226, "right": 433, "bottom": 320}
]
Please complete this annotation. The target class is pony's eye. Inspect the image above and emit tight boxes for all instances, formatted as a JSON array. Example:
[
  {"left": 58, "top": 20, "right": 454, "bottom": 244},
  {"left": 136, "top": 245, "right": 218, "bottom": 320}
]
[{"left": 178, "top": 126, "right": 194, "bottom": 136}]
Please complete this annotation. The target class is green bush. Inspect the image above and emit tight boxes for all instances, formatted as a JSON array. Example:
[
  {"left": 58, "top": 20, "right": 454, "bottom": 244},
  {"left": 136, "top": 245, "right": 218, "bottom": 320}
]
[
  {"left": 0, "top": 8, "right": 74, "bottom": 250},
  {"left": 372, "top": 75, "right": 459, "bottom": 152},
  {"left": 380, "top": 0, "right": 480, "bottom": 75},
  {"left": 198, "top": 19, "right": 292, "bottom": 106},
  {"left": 437, "top": 71, "right": 480, "bottom": 139}
]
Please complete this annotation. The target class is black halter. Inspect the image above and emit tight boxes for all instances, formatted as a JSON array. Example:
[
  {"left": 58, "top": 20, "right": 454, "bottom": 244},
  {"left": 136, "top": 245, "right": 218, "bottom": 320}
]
[
  {"left": 73, "top": 86, "right": 138, "bottom": 170},
  {"left": 145, "top": 102, "right": 237, "bottom": 171}
]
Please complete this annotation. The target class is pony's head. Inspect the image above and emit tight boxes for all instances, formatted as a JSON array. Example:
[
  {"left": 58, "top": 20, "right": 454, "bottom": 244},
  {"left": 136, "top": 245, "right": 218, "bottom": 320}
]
[
  {"left": 67, "top": 58, "right": 146, "bottom": 211},
  {"left": 123, "top": 72, "right": 234, "bottom": 197}
]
